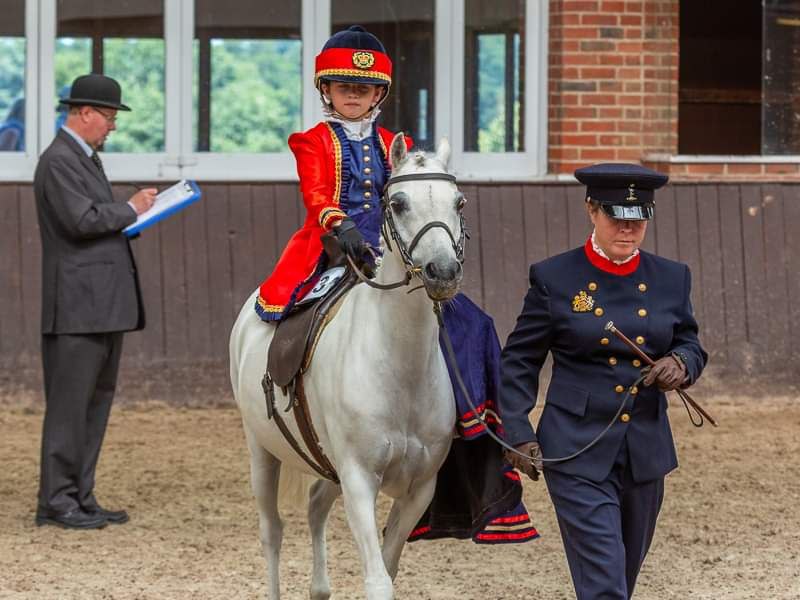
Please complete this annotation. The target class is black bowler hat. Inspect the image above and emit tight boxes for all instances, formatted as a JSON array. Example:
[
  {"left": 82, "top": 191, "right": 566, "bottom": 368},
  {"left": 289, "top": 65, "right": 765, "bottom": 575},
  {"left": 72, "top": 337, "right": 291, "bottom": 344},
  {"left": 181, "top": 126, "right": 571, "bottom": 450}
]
[
  {"left": 574, "top": 163, "right": 668, "bottom": 221},
  {"left": 58, "top": 73, "right": 131, "bottom": 111}
]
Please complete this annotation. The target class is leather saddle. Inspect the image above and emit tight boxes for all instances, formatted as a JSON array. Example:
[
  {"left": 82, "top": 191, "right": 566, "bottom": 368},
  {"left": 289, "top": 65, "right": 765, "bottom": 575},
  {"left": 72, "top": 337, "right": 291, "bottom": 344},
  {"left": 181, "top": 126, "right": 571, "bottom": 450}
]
[{"left": 266, "top": 233, "right": 358, "bottom": 389}]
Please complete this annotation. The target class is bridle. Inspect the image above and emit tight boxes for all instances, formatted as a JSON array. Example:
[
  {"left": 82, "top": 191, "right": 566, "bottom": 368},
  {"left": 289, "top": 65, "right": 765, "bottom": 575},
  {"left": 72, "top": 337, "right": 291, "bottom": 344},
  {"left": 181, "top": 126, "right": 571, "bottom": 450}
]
[{"left": 346, "top": 170, "right": 467, "bottom": 292}]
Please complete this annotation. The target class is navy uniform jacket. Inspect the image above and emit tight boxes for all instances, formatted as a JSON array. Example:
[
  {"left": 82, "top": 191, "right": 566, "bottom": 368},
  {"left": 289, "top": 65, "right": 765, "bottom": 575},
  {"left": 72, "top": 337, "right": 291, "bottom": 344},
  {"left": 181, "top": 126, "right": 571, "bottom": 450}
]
[{"left": 499, "top": 242, "right": 707, "bottom": 484}]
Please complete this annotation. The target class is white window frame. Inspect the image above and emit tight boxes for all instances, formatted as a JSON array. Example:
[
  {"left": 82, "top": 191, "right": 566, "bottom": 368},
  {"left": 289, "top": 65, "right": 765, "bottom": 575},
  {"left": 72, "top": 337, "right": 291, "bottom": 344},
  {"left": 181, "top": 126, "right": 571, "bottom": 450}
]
[
  {"left": 0, "top": 0, "right": 39, "bottom": 181},
  {"left": 0, "top": 0, "right": 548, "bottom": 182},
  {"left": 437, "top": 0, "right": 548, "bottom": 181}
]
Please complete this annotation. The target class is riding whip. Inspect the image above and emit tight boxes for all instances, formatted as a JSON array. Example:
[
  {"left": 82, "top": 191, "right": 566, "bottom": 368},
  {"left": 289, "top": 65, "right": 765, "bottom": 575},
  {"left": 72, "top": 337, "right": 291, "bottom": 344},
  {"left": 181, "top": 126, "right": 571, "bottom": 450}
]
[{"left": 604, "top": 321, "right": 717, "bottom": 427}]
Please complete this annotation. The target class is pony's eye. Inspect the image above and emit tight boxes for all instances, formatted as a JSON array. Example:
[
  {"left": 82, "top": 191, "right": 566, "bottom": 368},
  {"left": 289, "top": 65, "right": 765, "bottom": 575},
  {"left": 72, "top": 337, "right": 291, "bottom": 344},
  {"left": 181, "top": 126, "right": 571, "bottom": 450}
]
[
  {"left": 455, "top": 192, "right": 466, "bottom": 210},
  {"left": 389, "top": 191, "right": 409, "bottom": 213}
]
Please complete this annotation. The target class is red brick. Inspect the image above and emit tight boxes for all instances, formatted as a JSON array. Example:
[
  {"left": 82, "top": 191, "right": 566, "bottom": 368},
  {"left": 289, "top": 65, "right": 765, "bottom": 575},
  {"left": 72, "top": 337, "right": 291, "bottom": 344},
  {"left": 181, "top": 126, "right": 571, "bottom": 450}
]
[
  {"left": 687, "top": 164, "right": 725, "bottom": 175},
  {"left": 617, "top": 41, "right": 643, "bottom": 52},
  {"left": 620, "top": 15, "right": 641, "bottom": 25},
  {"left": 582, "top": 14, "right": 619, "bottom": 25},
  {"left": 598, "top": 107, "right": 624, "bottom": 118},
  {"left": 581, "top": 148, "right": 618, "bottom": 160},
  {"left": 563, "top": 134, "right": 599, "bottom": 145},
  {"left": 581, "top": 120, "right": 617, "bottom": 132},
  {"left": 626, "top": 2, "right": 644, "bottom": 12},
  {"left": 548, "top": 147, "right": 581, "bottom": 160},
  {"left": 581, "top": 40, "right": 616, "bottom": 52},
  {"left": 563, "top": 1, "right": 600, "bottom": 11},
  {"left": 617, "top": 67, "right": 640, "bottom": 79},
  {"left": 765, "top": 164, "right": 800, "bottom": 174},
  {"left": 599, "top": 135, "right": 624, "bottom": 145},
  {"left": 600, "top": 81, "right": 624, "bottom": 92},
  {"left": 619, "top": 95, "right": 643, "bottom": 105},
  {"left": 563, "top": 27, "right": 600, "bottom": 39},
  {"left": 619, "top": 121, "right": 642, "bottom": 132},
  {"left": 580, "top": 67, "right": 617, "bottom": 78},
  {"left": 599, "top": 54, "right": 625, "bottom": 65},
  {"left": 725, "top": 163, "right": 763, "bottom": 175},
  {"left": 616, "top": 148, "right": 644, "bottom": 160},
  {"left": 564, "top": 107, "right": 598, "bottom": 119},
  {"left": 580, "top": 93, "right": 617, "bottom": 105},
  {"left": 563, "top": 53, "right": 600, "bottom": 65}
]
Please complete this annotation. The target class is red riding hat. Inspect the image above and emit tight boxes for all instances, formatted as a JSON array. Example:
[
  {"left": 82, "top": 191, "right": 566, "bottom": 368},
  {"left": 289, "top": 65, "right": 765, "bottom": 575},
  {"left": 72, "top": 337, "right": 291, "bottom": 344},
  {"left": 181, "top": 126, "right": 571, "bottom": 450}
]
[{"left": 314, "top": 25, "right": 392, "bottom": 90}]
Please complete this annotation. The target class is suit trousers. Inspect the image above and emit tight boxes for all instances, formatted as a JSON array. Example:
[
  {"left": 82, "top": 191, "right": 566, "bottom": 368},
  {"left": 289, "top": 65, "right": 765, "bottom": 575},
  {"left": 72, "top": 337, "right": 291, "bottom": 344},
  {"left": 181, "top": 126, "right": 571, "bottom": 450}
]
[
  {"left": 38, "top": 332, "right": 124, "bottom": 514},
  {"left": 544, "top": 438, "right": 665, "bottom": 600}
]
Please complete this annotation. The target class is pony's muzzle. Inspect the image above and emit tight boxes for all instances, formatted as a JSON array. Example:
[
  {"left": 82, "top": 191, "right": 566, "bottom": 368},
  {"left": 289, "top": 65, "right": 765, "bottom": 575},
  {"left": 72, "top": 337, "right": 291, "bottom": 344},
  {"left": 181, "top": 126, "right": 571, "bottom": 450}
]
[{"left": 421, "top": 259, "right": 462, "bottom": 300}]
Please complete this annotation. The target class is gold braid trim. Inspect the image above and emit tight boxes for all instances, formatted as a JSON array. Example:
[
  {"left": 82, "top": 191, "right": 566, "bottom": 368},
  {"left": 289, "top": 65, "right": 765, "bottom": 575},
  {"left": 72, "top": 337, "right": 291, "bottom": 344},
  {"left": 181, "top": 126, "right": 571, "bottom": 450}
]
[{"left": 315, "top": 69, "right": 392, "bottom": 85}]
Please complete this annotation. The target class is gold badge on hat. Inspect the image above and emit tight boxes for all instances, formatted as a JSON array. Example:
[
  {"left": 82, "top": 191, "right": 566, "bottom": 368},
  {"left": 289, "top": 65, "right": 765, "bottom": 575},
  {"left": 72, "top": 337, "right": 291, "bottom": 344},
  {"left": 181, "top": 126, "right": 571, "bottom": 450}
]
[
  {"left": 352, "top": 51, "right": 375, "bottom": 69},
  {"left": 626, "top": 184, "right": 637, "bottom": 202},
  {"left": 572, "top": 290, "right": 595, "bottom": 312}
]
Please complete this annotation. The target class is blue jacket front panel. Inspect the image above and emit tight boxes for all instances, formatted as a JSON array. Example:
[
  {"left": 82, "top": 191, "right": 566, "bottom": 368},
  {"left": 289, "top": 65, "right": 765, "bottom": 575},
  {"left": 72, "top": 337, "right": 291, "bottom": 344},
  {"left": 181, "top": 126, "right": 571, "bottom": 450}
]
[
  {"left": 499, "top": 246, "right": 708, "bottom": 483},
  {"left": 343, "top": 136, "right": 386, "bottom": 248}
]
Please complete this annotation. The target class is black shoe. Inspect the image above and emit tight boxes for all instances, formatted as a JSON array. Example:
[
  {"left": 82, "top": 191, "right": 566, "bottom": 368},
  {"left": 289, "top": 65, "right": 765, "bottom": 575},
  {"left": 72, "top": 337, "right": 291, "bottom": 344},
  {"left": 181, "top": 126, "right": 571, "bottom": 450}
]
[
  {"left": 85, "top": 505, "right": 129, "bottom": 524},
  {"left": 35, "top": 508, "right": 108, "bottom": 530}
]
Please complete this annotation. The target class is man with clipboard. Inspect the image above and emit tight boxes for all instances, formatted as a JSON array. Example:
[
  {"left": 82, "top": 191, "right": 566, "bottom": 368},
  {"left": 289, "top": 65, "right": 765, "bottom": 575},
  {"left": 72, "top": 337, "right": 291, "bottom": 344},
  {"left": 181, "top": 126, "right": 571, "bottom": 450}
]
[{"left": 33, "top": 74, "right": 156, "bottom": 529}]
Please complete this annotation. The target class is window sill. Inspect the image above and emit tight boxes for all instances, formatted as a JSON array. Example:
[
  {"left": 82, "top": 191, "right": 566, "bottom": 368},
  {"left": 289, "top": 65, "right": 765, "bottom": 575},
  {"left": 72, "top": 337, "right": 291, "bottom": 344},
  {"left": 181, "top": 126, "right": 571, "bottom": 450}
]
[{"left": 642, "top": 154, "right": 800, "bottom": 182}]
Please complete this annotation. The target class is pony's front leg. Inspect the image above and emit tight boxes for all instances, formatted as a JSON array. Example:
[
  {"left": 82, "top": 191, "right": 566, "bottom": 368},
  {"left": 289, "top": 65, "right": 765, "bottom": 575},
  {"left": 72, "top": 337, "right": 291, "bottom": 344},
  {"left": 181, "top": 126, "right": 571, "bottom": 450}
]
[
  {"left": 244, "top": 429, "right": 283, "bottom": 599},
  {"left": 381, "top": 477, "right": 437, "bottom": 579},
  {"left": 308, "top": 479, "right": 340, "bottom": 600},
  {"left": 339, "top": 468, "right": 394, "bottom": 600}
]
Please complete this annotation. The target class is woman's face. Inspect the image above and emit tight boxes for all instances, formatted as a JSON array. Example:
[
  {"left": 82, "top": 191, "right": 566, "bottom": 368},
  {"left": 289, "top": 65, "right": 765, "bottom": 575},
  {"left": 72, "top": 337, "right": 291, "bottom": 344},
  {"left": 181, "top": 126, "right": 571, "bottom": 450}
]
[
  {"left": 588, "top": 204, "right": 648, "bottom": 261},
  {"left": 322, "top": 81, "right": 383, "bottom": 120}
]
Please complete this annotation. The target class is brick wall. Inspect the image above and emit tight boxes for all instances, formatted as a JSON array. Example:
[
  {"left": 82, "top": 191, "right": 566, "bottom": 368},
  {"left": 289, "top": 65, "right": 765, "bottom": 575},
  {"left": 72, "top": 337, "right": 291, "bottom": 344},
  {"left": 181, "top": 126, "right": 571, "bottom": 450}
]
[
  {"left": 547, "top": 0, "right": 800, "bottom": 182},
  {"left": 548, "top": 0, "right": 679, "bottom": 174}
]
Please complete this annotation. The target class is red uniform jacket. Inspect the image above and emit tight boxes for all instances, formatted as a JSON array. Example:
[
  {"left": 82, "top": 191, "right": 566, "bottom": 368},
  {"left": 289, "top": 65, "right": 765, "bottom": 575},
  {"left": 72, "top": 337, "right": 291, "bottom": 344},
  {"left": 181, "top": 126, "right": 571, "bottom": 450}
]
[{"left": 256, "top": 122, "right": 411, "bottom": 321}]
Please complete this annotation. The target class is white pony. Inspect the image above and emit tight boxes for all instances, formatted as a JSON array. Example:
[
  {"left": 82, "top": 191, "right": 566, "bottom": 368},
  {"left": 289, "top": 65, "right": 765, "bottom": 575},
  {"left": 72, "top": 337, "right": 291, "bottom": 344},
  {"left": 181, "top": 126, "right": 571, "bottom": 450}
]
[{"left": 229, "top": 135, "right": 466, "bottom": 600}]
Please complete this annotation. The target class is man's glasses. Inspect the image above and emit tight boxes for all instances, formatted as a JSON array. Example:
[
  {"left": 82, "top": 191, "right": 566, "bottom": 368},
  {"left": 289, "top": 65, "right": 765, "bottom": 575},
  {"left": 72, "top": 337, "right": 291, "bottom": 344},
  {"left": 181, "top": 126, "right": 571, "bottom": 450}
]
[{"left": 91, "top": 107, "right": 117, "bottom": 125}]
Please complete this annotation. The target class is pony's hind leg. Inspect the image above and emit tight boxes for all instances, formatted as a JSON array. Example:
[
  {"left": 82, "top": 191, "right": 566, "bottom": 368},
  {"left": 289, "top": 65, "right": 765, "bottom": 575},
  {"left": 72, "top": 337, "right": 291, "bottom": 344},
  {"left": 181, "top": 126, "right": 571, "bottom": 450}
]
[
  {"left": 245, "top": 431, "right": 283, "bottom": 599},
  {"left": 381, "top": 477, "right": 438, "bottom": 580},
  {"left": 308, "top": 479, "right": 341, "bottom": 600}
]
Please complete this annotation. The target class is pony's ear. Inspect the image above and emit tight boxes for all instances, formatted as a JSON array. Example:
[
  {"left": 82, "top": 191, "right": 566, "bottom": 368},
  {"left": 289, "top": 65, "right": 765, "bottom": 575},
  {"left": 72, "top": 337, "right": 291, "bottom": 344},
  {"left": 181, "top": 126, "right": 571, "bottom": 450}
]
[
  {"left": 390, "top": 132, "right": 407, "bottom": 168},
  {"left": 435, "top": 137, "right": 451, "bottom": 168}
]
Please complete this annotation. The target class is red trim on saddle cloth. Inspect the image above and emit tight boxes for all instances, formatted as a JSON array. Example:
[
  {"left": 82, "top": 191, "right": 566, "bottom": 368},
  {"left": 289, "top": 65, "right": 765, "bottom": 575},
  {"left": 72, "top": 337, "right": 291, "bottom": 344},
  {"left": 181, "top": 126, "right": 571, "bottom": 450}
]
[
  {"left": 255, "top": 124, "right": 411, "bottom": 321},
  {"left": 583, "top": 237, "right": 640, "bottom": 276},
  {"left": 458, "top": 399, "right": 503, "bottom": 440}
]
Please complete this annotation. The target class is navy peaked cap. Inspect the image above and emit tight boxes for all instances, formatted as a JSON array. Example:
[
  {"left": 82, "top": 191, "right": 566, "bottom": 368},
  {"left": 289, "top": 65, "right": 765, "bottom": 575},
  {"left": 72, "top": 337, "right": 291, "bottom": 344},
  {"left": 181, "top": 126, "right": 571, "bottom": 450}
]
[{"left": 574, "top": 163, "right": 668, "bottom": 221}]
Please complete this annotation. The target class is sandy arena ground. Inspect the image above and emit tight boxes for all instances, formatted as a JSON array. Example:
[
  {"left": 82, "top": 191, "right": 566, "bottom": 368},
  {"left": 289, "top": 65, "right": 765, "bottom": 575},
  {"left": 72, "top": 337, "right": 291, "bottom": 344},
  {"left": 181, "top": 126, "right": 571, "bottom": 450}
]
[{"left": 1, "top": 394, "right": 799, "bottom": 600}]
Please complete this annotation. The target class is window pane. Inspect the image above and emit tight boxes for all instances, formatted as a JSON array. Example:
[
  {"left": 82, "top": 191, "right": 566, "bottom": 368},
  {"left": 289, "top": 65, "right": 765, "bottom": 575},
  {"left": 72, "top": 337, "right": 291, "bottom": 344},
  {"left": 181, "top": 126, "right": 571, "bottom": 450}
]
[
  {"left": 763, "top": 0, "right": 800, "bottom": 154},
  {"left": 194, "top": 1, "right": 301, "bottom": 153},
  {"left": 0, "top": 0, "right": 25, "bottom": 152},
  {"left": 332, "top": 1, "right": 435, "bottom": 151},
  {"left": 464, "top": 0, "right": 525, "bottom": 153},
  {"left": 56, "top": 0, "right": 165, "bottom": 152}
]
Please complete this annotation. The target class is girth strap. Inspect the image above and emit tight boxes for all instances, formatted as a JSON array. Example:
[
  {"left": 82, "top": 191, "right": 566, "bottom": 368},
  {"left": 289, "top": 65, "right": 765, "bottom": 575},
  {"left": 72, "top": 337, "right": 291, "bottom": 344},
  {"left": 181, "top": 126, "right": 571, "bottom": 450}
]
[{"left": 262, "top": 373, "right": 339, "bottom": 483}]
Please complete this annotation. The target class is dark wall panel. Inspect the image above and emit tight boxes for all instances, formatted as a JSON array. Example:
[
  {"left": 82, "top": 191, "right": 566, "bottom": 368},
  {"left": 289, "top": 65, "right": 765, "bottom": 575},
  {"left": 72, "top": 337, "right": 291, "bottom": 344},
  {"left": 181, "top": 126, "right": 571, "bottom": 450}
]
[{"left": 2, "top": 181, "right": 799, "bottom": 381}]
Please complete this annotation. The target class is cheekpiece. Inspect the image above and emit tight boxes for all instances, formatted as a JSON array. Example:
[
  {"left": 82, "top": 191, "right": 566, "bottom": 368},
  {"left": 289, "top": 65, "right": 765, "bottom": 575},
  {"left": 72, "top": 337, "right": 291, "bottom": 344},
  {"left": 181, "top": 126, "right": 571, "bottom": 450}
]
[
  {"left": 314, "top": 25, "right": 393, "bottom": 88},
  {"left": 574, "top": 163, "right": 668, "bottom": 221}
]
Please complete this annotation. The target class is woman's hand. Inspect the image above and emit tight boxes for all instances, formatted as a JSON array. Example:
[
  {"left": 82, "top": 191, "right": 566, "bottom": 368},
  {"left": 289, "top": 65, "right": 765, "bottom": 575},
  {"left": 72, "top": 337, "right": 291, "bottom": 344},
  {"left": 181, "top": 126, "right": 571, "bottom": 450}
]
[
  {"left": 504, "top": 441, "right": 543, "bottom": 481},
  {"left": 643, "top": 355, "right": 686, "bottom": 391}
]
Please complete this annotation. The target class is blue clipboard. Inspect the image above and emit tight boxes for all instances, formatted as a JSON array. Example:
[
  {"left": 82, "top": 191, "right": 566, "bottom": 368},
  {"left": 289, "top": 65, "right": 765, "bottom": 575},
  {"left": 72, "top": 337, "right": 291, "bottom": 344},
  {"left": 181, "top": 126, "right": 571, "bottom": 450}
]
[{"left": 123, "top": 180, "right": 202, "bottom": 237}]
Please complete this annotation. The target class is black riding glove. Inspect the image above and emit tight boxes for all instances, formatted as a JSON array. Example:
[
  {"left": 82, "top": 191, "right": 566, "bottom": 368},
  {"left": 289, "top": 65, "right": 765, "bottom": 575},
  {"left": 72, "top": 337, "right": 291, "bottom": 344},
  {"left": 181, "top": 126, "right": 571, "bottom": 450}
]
[
  {"left": 504, "top": 441, "right": 543, "bottom": 481},
  {"left": 333, "top": 217, "right": 366, "bottom": 260}
]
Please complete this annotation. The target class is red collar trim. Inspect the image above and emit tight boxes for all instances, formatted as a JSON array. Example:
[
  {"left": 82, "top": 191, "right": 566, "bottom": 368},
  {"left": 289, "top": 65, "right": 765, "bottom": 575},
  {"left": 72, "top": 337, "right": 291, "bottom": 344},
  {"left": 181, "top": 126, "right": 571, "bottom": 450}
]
[{"left": 583, "top": 237, "right": 640, "bottom": 276}]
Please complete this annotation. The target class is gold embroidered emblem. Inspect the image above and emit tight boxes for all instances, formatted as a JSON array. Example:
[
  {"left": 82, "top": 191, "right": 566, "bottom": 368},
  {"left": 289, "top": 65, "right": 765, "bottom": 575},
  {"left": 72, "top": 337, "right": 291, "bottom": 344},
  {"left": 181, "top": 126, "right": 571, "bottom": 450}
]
[
  {"left": 572, "top": 290, "right": 595, "bottom": 312},
  {"left": 352, "top": 51, "right": 375, "bottom": 69},
  {"left": 626, "top": 184, "right": 637, "bottom": 202}
]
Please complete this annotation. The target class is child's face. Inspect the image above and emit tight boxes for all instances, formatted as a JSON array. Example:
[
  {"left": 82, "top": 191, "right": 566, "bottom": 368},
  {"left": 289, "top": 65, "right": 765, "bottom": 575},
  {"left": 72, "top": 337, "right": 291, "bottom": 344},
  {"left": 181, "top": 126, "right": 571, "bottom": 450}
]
[{"left": 323, "top": 81, "right": 384, "bottom": 120}]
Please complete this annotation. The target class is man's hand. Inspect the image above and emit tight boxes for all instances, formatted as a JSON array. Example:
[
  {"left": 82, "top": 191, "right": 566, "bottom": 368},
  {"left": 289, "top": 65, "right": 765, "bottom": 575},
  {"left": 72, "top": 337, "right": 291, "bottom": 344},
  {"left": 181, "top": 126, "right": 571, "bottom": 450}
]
[
  {"left": 333, "top": 217, "right": 366, "bottom": 260},
  {"left": 504, "top": 441, "right": 543, "bottom": 481},
  {"left": 129, "top": 188, "right": 157, "bottom": 215},
  {"left": 642, "top": 355, "right": 686, "bottom": 391}
]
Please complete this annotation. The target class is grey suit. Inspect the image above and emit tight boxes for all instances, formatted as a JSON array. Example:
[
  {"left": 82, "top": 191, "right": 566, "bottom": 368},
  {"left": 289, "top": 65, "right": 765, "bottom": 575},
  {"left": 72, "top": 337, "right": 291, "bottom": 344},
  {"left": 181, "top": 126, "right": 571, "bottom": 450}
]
[{"left": 34, "top": 129, "right": 144, "bottom": 514}]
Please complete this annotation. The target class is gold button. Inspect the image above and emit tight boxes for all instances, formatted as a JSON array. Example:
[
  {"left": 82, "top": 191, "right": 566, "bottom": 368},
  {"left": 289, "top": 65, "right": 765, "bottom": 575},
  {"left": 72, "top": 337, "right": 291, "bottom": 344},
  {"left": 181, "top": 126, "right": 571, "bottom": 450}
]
[
  {"left": 363, "top": 204, "right": 371, "bottom": 210},
  {"left": 588, "top": 282, "right": 598, "bottom": 291},
  {"left": 364, "top": 179, "right": 372, "bottom": 187},
  {"left": 632, "top": 359, "right": 642, "bottom": 367},
  {"left": 600, "top": 337, "right": 610, "bottom": 345},
  {"left": 636, "top": 336, "right": 645, "bottom": 345},
  {"left": 594, "top": 307, "right": 604, "bottom": 317},
  {"left": 638, "top": 308, "right": 647, "bottom": 317},
  {"left": 364, "top": 167, "right": 372, "bottom": 174},
  {"left": 364, "top": 191, "right": 372, "bottom": 199},
  {"left": 630, "top": 386, "right": 639, "bottom": 395},
  {"left": 609, "top": 357, "right": 618, "bottom": 366},
  {"left": 620, "top": 413, "right": 631, "bottom": 423},
  {"left": 638, "top": 283, "right": 647, "bottom": 292},
  {"left": 364, "top": 156, "right": 371, "bottom": 162},
  {"left": 363, "top": 144, "right": 370, "bottom": 151},
  {"left": 615, "top": 385, "right": 624, "bottom": 393}
]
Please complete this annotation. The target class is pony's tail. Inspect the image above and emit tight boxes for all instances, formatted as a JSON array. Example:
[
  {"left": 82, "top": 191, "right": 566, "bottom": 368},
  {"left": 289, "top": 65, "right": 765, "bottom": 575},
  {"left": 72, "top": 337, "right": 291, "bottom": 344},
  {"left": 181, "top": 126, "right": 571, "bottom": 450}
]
[{"left": 277, "top": 465, "right": 314, "bottom": 511}]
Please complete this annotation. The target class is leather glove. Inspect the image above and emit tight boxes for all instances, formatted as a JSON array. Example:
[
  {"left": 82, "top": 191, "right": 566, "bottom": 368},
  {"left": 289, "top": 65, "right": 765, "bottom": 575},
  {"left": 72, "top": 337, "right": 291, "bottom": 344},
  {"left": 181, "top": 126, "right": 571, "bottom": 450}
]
[
  {"left": 642, "top": 355, "right": 686, "bottom": 391},
  {"left": 333, "top": 217, "right": 366, "bottom": 260},
  {"left": 504, "top": 441, "right": 543, "bottom": 481}
]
